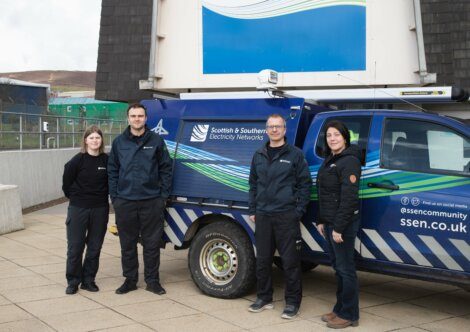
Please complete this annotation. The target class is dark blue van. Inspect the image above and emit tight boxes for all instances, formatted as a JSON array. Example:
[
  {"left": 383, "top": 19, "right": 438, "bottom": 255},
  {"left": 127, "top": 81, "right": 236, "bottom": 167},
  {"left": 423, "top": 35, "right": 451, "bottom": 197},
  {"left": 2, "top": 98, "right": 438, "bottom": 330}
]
[{"left": 143, "top": 97, "right": 469, "bottom": 298}]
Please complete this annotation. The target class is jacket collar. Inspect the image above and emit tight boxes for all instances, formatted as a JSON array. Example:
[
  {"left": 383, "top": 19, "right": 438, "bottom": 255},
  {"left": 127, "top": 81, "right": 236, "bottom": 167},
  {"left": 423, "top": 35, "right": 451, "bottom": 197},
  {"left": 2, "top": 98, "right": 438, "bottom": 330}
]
[
  {"left": 124, "top": 125, "right": 150, "bottom": 140},
  {"left": 258, "top": 140, "right": 290, "bottom": 160},
  {"left": 325, "top": 145, "right": 361, "bottom": 165}
]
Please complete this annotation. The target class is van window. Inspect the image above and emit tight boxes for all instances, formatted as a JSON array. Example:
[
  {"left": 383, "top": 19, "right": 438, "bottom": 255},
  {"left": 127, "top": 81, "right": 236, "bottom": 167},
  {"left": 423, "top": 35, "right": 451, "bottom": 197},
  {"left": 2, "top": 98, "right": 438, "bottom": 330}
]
[
  {"left": 381, "top": 118, "right": 470, "bottom": 176},
  {"left": 315, "top": 116, "right": 371, "bottom": 165}
]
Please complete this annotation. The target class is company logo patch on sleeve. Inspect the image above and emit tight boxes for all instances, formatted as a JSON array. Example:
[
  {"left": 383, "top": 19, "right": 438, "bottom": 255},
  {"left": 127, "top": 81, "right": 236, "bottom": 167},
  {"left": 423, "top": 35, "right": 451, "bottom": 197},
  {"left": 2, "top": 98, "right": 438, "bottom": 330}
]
[{"left": 349, "top": 175, "right": 357, "bottom": 183}]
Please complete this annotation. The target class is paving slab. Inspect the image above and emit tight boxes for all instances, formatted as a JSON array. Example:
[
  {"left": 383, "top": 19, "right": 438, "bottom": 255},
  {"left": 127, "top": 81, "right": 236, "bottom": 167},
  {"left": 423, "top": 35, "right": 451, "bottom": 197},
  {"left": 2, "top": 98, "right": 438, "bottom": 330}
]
[
  {"left": 0, "top": 274, "right": 55, "bottom": 292},
  {"left": 1, "top": 284, "right": 67, "bottom": 303},
  {"left": 407, "top": 289, "right": 470, "bottom": 316},
  {"left": 161, "top": 280, "right": 204, "bottom": 298},
  {"left": 22, "top": 221, "right": 62, "bottom": 232},
  {"left": 146, "top": 313, "right": 242, "bottom": 332},
  {"left": 302, "top": 278, "right": 337, "bottom": 296},
  {"left": 160, "top": 268, "right": 193, "bottom": 283},
  {"left": 328, "top": 311, "right": 410, "bottom": 331},
  {"left": 363, "top": 302, "right": 453, "bottom": 325},
  {"left": 0, "top": 202, "right": 467, "bottom": 332},
  {"left": 41, "top": 272, "right": 68, "bottom": 286},
  {"left": 93, "top": 276, "right": 127, "bottom": 292},
  {"left": 291, "top": 295, "right": 335, "bottom": 320},
  {"left": 360, "top": 281, "right": 436, "bottom": 301},
  {"left": 0, "top": 295, "right": 11, "bottom": 305},
  {"left": 29, "top": 262, "right": 66, "bottom": 274},
  {"left": 0, "top": 244, "right": 52, "bottom": 260},
  {"left": 419, "top": 316, "right": 470, "bottom": 332},
  {"left": 170, "top": 293, "right": 251, "bottom": 312},
  {"left": 113, "top": 299, "right": 198, "bottom": 322},
  {"left": 95, "top": 323, "right": 155, "bottom": 331},
  {"left": 0, "top": 304, "right": 32, "bottom": 324},
  {"left": 83, "top": 288, "right": 165, "bottom": 307},
  {"left": 243, "top": 285, "right": 286, "bottom": 302},
  {"left": 40, "top": 308, "right": 134, "bottom": 332},
  {"left": 17, "top": 295, "right": 103, "bottom": 317},
  {"left": 0, "top": 266, "right": 36, "bottom": 279},
  {"left": 210, "top": 306, "right": 289, "bottom": 329},
  {"left": 251, "top": 319, "right": 328, "bottom": 332},
  {"left": 10, "top": 254, "right": 64, "bottom": 267},
  {"left": 0, "top": 318, "right": 54, "bottom": 331}
]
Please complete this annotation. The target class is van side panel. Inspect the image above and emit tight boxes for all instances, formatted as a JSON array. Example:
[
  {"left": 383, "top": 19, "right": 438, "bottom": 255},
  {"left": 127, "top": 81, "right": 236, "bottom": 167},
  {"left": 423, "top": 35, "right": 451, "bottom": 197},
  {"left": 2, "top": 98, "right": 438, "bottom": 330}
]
[
  {"left": 143, "top": 98, "right": 310, "bottom": 246},
  {"left": 145, "top": 98, "right": 308, "bottom": 203},
  {"left": 360, "top": 114, "right": 470, "bottom": 275}
]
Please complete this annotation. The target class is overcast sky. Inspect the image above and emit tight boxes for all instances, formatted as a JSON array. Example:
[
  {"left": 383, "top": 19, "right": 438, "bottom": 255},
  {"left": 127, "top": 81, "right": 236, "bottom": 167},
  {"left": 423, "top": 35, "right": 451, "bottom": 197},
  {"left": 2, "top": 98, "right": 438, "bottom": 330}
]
[{"left": 0, "top": 0, "right": 101, "bottom": 73}]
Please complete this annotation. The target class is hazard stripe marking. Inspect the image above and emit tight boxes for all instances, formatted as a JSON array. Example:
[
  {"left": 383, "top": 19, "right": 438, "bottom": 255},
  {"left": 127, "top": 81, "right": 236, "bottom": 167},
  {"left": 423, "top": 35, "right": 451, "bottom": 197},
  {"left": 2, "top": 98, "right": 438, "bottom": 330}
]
[
  {"left": 449, "top": 239, "right": 470, "bottom": 261},
  {"left": 241, "top": 215, "right": 255, "bottom": 232},
  {"left": 300, "top": 223, "right": 324, "bottom": 252},
  {"left": 419, "top": 235, "right": 463, "bottom": 271},
  {"left": 168, "top": 208, "right": 188, "bottom": 234},
  {"left": 164, "top": 223, "right": 182, "bottom": 246},
  {"left": 183, "top": 209, "right": 199, "bottom": 223},
  {"left": 355, "top": 238, "right": 360, "bottom": 252},
  {"left": 363, "top": 229, "right": 403, "bottom": 263},
  {"left": 390, "top": 232, "right": 432, "bottom": 267},
  {"left": 356, "top": 238, "right": 376, "bottom": 259}
]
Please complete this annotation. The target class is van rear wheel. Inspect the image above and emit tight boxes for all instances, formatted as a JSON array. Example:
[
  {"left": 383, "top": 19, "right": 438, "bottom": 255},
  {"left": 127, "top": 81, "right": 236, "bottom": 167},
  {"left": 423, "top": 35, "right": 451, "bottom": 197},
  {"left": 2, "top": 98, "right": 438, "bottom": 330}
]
[{"left": 188, "top": 221, "right": 256, "bottom": 298}]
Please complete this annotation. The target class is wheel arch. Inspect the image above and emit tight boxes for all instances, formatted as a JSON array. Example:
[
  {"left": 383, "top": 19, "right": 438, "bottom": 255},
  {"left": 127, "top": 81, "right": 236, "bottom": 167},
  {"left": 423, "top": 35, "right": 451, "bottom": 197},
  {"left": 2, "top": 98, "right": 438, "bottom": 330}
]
[{"left": 181, "top": 212, "right": 250, "bottom": 249}]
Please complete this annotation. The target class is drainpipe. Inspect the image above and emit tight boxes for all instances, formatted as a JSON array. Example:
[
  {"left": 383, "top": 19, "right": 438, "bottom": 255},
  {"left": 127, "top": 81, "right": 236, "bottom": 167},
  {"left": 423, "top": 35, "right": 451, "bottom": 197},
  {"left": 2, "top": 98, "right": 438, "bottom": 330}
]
[
  {"left": 412, "top": 0, "right": 436, "bottom": 84},
  {"left": 140, "top": 0, "right": 160, "bottom": 91},
  {"left": 148, "top": 0, "right": 158, "bottom": 79}
]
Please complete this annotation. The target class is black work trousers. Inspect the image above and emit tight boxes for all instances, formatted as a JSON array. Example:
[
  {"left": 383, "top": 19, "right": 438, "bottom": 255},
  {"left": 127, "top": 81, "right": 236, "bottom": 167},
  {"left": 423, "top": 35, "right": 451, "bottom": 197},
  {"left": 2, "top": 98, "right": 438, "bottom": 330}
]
[
  {"left": 255, "top": 210, "right": 302, "bottom": 307},
  {"left": 113, "top": 197, "right": 165, "bottom": 285},
  {"left": 66, "top": 205, "right": 109, "bottom": 286}
]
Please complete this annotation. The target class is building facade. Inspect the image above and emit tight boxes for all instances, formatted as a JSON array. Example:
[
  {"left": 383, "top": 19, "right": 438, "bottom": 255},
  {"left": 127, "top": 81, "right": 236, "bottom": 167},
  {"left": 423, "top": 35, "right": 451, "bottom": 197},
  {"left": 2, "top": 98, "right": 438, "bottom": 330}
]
[{"left": 95, "top": 0, "right": 470, "bottom": 103}]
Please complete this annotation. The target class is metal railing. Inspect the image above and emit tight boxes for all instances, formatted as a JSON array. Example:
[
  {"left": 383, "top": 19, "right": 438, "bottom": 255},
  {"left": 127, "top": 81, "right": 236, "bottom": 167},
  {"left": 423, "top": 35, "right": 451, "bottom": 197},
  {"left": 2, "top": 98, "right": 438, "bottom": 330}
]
[{"left": 0, "top": 111, "right": 127, "bottom": 150}]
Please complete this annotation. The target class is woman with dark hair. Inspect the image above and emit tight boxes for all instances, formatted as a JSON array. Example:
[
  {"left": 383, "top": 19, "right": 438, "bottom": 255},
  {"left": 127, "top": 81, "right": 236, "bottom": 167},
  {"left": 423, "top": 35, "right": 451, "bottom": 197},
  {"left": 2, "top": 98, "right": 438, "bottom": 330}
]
[
  {"left": 62, "top": 125, "right": 109, "bottom": 294},
  {"left": 315, "top": 120, "right": 362, "bottom": 329}
]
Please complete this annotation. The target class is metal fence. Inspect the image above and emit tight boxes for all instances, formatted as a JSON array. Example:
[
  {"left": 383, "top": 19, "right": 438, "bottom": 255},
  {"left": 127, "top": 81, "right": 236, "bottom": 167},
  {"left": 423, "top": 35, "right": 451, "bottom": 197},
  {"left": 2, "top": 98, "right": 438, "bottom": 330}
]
[{"left": 0, "top": 111, "right": 127, "bottom": 150}]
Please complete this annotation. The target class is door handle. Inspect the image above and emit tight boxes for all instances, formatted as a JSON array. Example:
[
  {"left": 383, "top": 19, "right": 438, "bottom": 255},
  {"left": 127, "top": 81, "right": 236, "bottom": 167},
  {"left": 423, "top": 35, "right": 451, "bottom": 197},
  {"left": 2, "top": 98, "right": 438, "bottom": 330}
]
[{"left": 367, "top": 182, "right": 400, "bottom": 190}]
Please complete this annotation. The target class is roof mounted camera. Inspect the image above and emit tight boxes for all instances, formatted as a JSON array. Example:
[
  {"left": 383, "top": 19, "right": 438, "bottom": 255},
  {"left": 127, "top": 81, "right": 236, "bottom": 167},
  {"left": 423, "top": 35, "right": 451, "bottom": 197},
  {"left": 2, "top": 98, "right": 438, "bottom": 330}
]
[{"left": 257, "top": 69, "right": 278, "bottom": 91}]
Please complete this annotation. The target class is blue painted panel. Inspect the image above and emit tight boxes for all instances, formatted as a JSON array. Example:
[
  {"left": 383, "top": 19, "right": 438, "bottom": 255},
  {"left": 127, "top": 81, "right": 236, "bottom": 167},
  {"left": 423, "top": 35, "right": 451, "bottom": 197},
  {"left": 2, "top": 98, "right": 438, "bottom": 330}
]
[{"left": 203, "top": 5, "right": 366, "bottom": 74}]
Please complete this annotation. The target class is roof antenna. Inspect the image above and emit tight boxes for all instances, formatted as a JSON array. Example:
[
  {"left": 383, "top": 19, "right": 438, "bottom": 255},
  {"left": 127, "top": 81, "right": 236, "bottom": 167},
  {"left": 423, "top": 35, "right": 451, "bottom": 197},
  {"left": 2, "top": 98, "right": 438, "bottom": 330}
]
[
  {"left": 337, "top": 73, "right": 429, "bottom": 112},
  {"left": 373, "top": 61, "right": 377, "bottom": 109}
]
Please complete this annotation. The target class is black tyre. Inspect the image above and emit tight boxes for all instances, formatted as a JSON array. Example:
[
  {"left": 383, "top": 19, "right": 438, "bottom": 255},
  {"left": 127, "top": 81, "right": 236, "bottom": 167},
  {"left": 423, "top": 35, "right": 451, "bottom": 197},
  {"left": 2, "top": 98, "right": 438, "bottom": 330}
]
[
  {"left": 273, "top": 256, "right": 318, "bottom": 272},
  {"left": 188, "top": 221, "right": 256, "bottom": 298}
]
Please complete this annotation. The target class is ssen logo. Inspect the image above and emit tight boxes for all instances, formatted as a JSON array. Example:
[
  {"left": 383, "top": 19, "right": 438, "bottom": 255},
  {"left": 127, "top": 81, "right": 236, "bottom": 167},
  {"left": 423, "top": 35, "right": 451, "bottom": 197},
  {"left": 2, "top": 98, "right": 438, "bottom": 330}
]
[
  {"left": 151, "top": 119, "right": 169, "bottom": 135},
  {"left": 190, "top": 125, "right": 210, "bottom": 142}
]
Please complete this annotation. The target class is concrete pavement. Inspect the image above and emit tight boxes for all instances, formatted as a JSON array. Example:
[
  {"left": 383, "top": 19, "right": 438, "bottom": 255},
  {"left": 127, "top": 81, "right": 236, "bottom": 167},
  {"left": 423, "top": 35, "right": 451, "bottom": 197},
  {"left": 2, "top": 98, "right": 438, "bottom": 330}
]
[{"left": 0, "top": 203, "right": 469, "bottom": 331}]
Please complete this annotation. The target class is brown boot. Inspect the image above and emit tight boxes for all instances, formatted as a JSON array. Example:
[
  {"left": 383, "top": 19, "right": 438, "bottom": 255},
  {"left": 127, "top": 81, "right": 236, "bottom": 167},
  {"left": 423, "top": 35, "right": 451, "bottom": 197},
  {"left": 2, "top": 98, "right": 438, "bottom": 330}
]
[
  {"left": 321, "top": 312, "right": 337, "bottom": 322},
  {"left": 327, "top": 316, "right": 359, "bottom": 329}
]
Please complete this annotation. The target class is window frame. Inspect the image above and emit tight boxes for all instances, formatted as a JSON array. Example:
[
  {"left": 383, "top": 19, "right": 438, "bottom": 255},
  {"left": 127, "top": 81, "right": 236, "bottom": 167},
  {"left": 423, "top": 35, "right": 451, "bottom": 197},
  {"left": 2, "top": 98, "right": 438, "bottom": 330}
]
[
  {"left": 380, "top": 117, "right": 470, "bottom": 178},
  {"left": 315, "top": 115, "right": 372, "bottom": 166}
]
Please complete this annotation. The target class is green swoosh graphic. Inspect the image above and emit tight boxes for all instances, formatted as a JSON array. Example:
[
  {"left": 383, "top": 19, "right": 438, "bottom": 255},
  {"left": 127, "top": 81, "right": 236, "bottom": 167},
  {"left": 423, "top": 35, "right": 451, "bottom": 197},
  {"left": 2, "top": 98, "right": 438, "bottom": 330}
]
[
  {"left": 183, "top": 163, "right": 250, "bottom": 192},
  {"left": 182, "top": 161, "right": 470, "bottom": 200}
]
